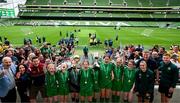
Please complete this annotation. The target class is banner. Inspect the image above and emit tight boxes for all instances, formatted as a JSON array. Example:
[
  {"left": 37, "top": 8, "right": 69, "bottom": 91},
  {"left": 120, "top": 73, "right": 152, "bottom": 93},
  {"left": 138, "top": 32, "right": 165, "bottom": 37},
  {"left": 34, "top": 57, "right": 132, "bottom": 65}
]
[
  {"left": 0, "top": 8, "right": 15, "bottom": 17},
  {"left": 0, "top": 0, "right": 7, "bottom": 3}
]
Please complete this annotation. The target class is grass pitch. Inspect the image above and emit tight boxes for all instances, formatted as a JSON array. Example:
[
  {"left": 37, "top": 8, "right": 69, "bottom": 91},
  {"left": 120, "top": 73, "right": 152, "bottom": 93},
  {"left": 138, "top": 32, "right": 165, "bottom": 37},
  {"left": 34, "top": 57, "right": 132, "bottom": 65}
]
[{"left": 0, "top": 26, "right": 179, "bottom": 53}]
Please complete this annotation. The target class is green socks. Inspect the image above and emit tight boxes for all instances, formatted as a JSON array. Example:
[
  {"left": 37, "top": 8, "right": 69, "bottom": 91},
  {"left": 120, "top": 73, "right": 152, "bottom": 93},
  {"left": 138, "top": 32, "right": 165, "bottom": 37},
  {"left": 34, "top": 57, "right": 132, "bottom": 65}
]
[
  {"left": 100, "top": 98, "right": 104, "bottom": 103},
  {"left": 124, "top": 99, "right": 128, "bottom": 103},
  {"left": 80, "top": 101, "right": 85, "bottom": 103},
  {"left": 116, "top": 96, "right": 120, "bottom": 102},
  {"left": 112, "top": 95, "right": 120, "bottom": 102},
  {"left": 105, "top": 98, "right": 109, "bottom": 103},
  {"left": 112, "top": 95, "right": 116, "bottom": 102},
  {"left": 92, "top": 98, "right": 97, "bottom": 103},
  {"left": 76, "top": 99, "right": 79, "bottom": 103}
]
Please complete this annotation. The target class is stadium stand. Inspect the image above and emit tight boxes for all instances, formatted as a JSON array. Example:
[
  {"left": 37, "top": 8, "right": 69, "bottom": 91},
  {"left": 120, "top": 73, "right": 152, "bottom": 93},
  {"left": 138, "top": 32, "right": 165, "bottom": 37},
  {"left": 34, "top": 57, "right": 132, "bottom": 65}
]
[
  {"left": 26, "top": 0, "right": 49, "bottom": 5},
  {"left": 125, "top": 0, "right": 139, "bottom": 7},
  {"left": 51, "top": 0, "right": 65, "bottom": 5},
  {"left": 17, "top": 0, "right": 180, "bottom": 21},
  {"left": 23, "top": 0, "right": 180, "bottom": 7},
  {"left": 66, "top": 0, "right": 79, "bottom": 5},
  {"left": 151, "top": 0, "right": 168, "bottom": 7},
  {"left": 169, "top": 0, "right": 180, "bottom": 6},
  {"left": 110, "top": 0, "right": 124, "bottom": 6},
  {"left": 95, "top": 0, "right": 109, "bottom": 6},
  {"left": 81, "top": 0, "right": 94, "bottom": 6}
]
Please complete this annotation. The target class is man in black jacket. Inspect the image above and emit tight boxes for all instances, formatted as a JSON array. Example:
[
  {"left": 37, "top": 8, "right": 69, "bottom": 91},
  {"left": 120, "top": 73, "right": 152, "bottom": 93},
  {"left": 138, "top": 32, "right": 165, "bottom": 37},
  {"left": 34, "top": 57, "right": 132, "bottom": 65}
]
[
  {"left": 136, "top": 51, "right": 158, "bottom": 102},
  {"left": 158, "top": 53, "right": 179, "bottom": 103}
]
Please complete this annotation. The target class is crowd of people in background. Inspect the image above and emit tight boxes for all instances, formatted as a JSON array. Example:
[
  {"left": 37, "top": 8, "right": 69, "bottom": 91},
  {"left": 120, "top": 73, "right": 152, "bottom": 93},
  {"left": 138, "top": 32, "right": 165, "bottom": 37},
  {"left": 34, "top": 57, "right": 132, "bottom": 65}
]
[{"left": 0, "top": 35, "right": 179, "bottom": 103}]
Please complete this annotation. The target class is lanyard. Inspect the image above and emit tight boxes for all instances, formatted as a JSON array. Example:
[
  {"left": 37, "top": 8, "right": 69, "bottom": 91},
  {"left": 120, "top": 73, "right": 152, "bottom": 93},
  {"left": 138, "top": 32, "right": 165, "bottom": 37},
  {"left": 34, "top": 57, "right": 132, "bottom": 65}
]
[
  {"left": 127, "top": 68, "right": 133, "bottom": 82},
  {"left": 49, "top": 74, "right": 56, "bottom": 87},
  {"left": 115, "top": 66, "right": 121, "bottom": 79},
  {"left": 83, "top": 68, "right": 89, "bottom": 84},
  {"left": 83, "top": 69, "right": 89, "bottom": 79},
  {"left": 73, "top": 69, "right": 77, "bottom": 81},
  {"left": 102, "top": 63, "right": 110, "bottom": 77},
  {"left": 94, "top": 70, "right": 98, "bottom": 78},
  {"left": 61, "top": 71, "right": 67, "bottom": 82}
]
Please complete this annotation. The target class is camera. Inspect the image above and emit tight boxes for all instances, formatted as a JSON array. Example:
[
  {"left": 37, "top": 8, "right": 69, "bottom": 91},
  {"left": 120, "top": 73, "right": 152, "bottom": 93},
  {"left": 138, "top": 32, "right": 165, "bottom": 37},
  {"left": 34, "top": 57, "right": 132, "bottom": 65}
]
[{"left": 47, "top": 43, "right": 51, "bottom": 45}]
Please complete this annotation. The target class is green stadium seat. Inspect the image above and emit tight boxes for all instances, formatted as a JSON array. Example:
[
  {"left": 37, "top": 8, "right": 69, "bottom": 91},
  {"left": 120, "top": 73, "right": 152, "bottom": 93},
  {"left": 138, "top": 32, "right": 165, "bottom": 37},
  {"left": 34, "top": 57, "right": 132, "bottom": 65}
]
[
  {"left": 151, "top": 0, "right": 168, "bottom": 7},
  {"left": 96, "top": 13, "right": 109, "bottom": 17},
  {"left": 169, "top": 0, "right": 180, "bottom": 6},
  {"left": 166, "top": 14, "right": 180, "bottom": 18},
  {"left": 152, "top": 14, "right": 165, "bottom": 18},
  {"left": 81, "top": 0, "right": 94, "bottom": 6},
  {"left": 96, "top": 0, "right": 109, "bottom": 6},
  {"left": 66, "top": 0, "right": 79, "bottom": 5},
  {"left": 125, "top": 0, "right": 139, "bottom": 7},
  {"left": 110, "top": 0, "right": 124, "bottom": 6},
  {"left": 51, "top": 0, "right": 65, "bottom": 5},
  {"left": 139, "top": 0, "right": 151, "bottom": 7},
  {"left": 82, "top": 12, "right": 94, "bottom": 17},
  {"left": 111, "top": 13, "right": 126, "bottom": 18},
  {"left": 122, "top": 13, "right": 151, "bottom": 18},
  {"left": 20, "top": 12, "right": 33, "bottom": 16},
  {"left": 26, "top": 0, "right": 49, "bottom": 5},
  {"left": 140, "top": 14, "right": 151, "bottom": 18},
  {"left": 25, "top": 0, "right": 34, "bottom": 5}
]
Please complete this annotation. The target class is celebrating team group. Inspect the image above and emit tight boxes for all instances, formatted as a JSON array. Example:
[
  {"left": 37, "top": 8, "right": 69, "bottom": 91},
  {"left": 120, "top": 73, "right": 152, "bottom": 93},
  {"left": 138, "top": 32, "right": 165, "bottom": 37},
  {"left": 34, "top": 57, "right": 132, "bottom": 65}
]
[{"left": 0, "top": 51, "right": 179, "bottom": 103}]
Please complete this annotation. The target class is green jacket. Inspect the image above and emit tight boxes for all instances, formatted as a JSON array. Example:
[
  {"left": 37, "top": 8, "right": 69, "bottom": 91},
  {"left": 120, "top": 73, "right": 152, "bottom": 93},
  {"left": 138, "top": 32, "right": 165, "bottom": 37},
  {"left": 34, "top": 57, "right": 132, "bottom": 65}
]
[
  {"left": 159, "top": 61, "right": 179, "bottom": 88},
  {"left": 79, "top": 68, "right": 94, "bottom": 91}
]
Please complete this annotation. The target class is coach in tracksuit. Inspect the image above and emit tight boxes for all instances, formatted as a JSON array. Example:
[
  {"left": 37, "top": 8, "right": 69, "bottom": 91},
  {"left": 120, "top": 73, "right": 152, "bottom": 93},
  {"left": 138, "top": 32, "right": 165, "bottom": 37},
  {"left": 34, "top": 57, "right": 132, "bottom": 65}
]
[{"left": 158, "top": 53, "right": 179, "bottom": 103}]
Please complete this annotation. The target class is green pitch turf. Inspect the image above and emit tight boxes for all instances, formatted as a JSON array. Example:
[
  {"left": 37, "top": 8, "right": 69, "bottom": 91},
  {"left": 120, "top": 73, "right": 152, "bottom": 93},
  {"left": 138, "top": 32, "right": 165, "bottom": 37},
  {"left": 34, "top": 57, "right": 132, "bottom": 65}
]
[{"left": 0, "top": 26, "right": 179, "bottom": 52}]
